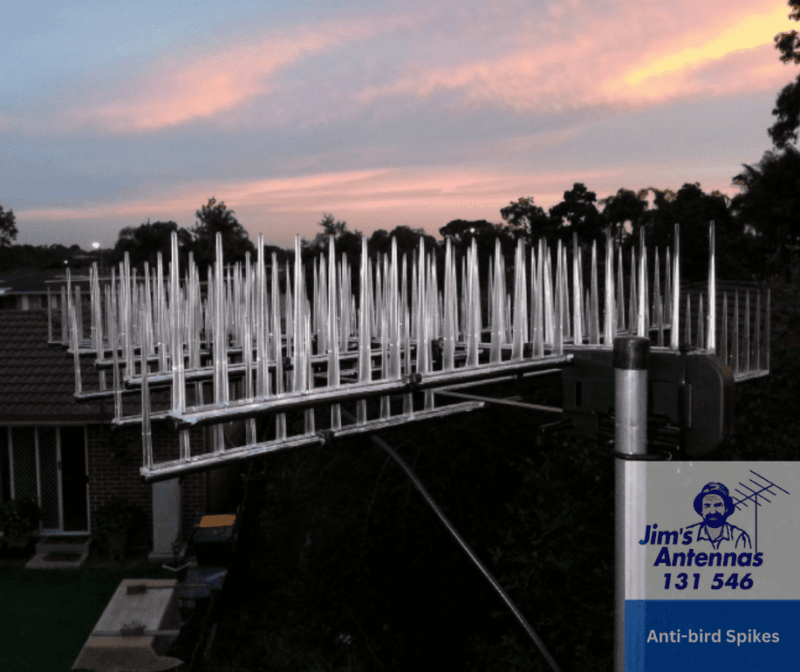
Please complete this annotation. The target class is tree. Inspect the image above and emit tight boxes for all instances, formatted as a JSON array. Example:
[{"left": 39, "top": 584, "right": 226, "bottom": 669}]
[
  {"left": 645, "top": 183, "right": 747, "bottom": 282},
  {"left": 303, "top": 214, "right": 364, "bottom": 271},
  {"left": 368, "top": 225, "right": 438, "bottom": 262},
  {"left": 598, "top": 188, "right": 648, "bottom": 245},
  {"left": 548, "top": 183, "right": 607, "bottom": 246},
  {"left": 439, "top": 219, "right": 516, "bottom": 257},
  {"left": 731, "top": 146, "right": 800, "bottom": 278},
  {"left": 499, "top": 197, "right": 557, "bottom": 242},
  {"left": 769, "top": 1, "right": 800, "bottom": 149},
  {"left": 0, "top": 203, "right": 18, "bottom": 248},
  {"left": 192, "top": 197, "right": 255, "bottom": 271},
  {"left": 111, "top": 219, "right": 193, "bottom": 272}
]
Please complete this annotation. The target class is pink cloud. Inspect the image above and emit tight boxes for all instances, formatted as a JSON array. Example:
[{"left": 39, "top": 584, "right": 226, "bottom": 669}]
[
  {"left": 85, "top": 28, "right": 363, "bottom": 131},
  {"left": 354, "top": 0, "right": 795, "bottom": 114},
  {"left": 75, "top": 5, "right": 440, "bottom": 132}
]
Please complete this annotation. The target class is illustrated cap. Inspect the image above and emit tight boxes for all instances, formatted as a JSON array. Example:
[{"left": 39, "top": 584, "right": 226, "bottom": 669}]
[{"left": 693, "top": 481, "right": 735, "bottom": 517}]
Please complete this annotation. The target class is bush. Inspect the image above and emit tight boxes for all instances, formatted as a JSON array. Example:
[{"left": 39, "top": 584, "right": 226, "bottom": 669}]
[{"left": 0, "top": 498, "right": 42, "bottom": 537}]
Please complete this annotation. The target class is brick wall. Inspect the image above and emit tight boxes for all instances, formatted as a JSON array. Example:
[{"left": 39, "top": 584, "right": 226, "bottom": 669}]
[{"left": 86, "top": 423, "right": 208, "bottom": 550}]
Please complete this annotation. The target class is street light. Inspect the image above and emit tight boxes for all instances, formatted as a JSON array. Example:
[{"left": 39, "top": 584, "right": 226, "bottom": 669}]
[{"left": 92, "top": 242, "right": 104, "bottom": 277}]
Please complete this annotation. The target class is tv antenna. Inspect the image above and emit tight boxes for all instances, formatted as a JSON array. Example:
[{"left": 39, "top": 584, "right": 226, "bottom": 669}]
[{"left": 51, "top": 221, "right": 770, "bottom": 670}]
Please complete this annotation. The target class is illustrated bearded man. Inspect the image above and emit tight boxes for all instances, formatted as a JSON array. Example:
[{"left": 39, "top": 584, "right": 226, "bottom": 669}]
[{"left": 688, "top": 482, "right": 752, "bottom": 550}]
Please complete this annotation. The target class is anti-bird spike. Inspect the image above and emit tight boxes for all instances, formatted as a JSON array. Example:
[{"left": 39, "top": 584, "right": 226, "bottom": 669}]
[
  {"left": 671, "top": 223, "right": 680, "bottom": 350},
  {"left": 573, "top": 233, "right": 582, "bottom": 346},
  {"left": 328, "top": 236, "right": 341, "bottom": 430},
  {"left": 708, "top": 221, "right": 716, "bottom": 353},
  {"left": 604, "top": 228, "right": 614, "bottom": 345},
  {"left": 590, "top": 240, "right": 599, "bottom": 345},
  {"left": 511, "top": 238, "right": 527, "bottom": 361}
]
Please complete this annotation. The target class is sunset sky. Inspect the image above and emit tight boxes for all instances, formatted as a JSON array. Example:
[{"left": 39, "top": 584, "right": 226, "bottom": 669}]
[{"left": 3, "top": 0, "right": 798, "bottom": 250}]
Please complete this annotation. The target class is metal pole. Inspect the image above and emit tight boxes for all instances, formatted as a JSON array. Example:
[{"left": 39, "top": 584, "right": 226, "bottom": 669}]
[{"left": 614, "top": 336, "right": 649, "bottom": 672}]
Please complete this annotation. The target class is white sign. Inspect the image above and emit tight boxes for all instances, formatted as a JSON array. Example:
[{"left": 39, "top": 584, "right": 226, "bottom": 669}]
[{"left": 625, "top": 462, "right": 800, "bottom": 671}]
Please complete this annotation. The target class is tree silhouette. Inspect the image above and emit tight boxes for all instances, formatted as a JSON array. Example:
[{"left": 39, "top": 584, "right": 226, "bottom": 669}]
[
  {"left": 111, "top": 220, "right": 193, "bottom": 272},
  {"left": 769, "top": 1, "right": 800, "bottom": 149},
  {"left": 439, "top": 219, "right": 514, "bottom": 256},
  {"left": 303, "top": 214, "right": 364, "bottom": 271},
  {"left": 369, "top": 225, "right": 438, "bottom": 261},
  {"left": 0, "top": 203, "right": 18, "bottom": 248},
  {"left": 548, "top": 183, "right": 607, "bottom": 247},
  {"left": 643, "top": 183, "right": 746, "bottom": 282},
  {"left": 731, "top": 146, "right": 800, "bottom": 278},
  {"left": 500, "top": 197, "right": 557, "bottom": 243},
  {"left": 598, "top": 188, "right": 648, "bottom": 246},
  {"left": 192, "top": 197, "right": 255, "bottom": 272}
]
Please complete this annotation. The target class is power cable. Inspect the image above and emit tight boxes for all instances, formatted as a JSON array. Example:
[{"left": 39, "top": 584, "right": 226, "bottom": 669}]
[{"left": 341, "top": 410, "right": 564, "bottom": 672}]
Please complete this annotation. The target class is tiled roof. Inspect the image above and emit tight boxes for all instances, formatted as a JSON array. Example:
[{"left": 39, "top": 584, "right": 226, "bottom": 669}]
[{"left": 0, "top": 310, "right": 112, "bottom": 422}]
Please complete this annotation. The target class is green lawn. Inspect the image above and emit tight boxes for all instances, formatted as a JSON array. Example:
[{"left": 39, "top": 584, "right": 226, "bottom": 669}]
[{"left": 0, "top": 557, "right": 173, "bottom": 672}]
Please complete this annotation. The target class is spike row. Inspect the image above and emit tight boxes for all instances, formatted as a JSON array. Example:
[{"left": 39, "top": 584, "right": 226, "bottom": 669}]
[{"left": 53, "top": 223, "right": 769, "bottom": 478}]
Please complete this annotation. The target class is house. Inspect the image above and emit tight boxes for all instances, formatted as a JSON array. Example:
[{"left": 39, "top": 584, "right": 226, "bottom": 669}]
[
  {"left": 0, "top": 306, "right": 240, "bottom": 560},
  {"left": 0, "top": 268, "right": 64, "bottom": 311}
]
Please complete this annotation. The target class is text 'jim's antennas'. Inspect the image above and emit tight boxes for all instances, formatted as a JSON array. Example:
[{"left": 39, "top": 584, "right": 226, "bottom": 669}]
[{"left": 53, "top": 222, "right": 769, "bottom": 481}]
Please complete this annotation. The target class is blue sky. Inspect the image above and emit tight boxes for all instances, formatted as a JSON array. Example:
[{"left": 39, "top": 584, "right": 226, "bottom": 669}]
[{"left": 2, "top": 0, "right": 798, "bottom": 250}]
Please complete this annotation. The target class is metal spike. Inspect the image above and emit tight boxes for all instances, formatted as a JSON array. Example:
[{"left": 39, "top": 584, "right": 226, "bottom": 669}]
[
  {"left": 765, "top": 288, "right": 770, "bottom": 372},
  {"left": 141, "top": 329, "right": 152, "bottom": 470},
  {"left": 721, "top": 292, "right": 728, "bottom": 366},
  {"left": 554, "top": 241, "right": 563, "bottom": 355},
  {"left": 511, "top": 238, "right": 527, "bottom": 361},
  {"left": 697, "top": 293, "right": 704, "bottom": 350},
  {"left": 733, "top": 291, "right": 739, "bottom": 376},
  {"left": 272, "top": 252, "right": 286, "bottom": 440},
  {"left": 213, "top": 233, "right": 227, "bottom": 453},
  {"left": 357, "top": 237, "right": 370, "bottom": 425},
  {"left": 584, "top": 288, "right": 591, "bottom": 345},
  {"left": 671, "top": 224, "right": 680, "bottom": 349},
  {"left": 443, "top": 238, "right": 457, "bottom": 369},
  {"left": 590, "top": 240, "right": 599, "bottom": 345},
  {"left": 664, "top": 246, "right": 672, "bottom": 329},
  {"left": 543, "top": 240, "right": 554, "bottom": 347},
  {"left": 744, "top": 290, "right": 751, "bottom": 374},
  {"left": 708, "top": 221, "right": 716, "bottom": 353},
  {"left": 685, "top": 291, "right": 692, "bottom": 348},
  {"left": 70, "top": 303, "right": 82, "bottom": 396},
  {"left": 653, "top": 247, "right": 661, "bottom": 333},
  {"left": 389, "top": 237, "right": 401, "bottom": 380},
  {"left": 466, "top": 239, "right": 480, "bottom": 367},
  {"left": 604, "top": 228, "right": 614, "bottom": 345},
  {"left": 573, "top": 233, "right": 582, "bottom": 346},
  {"left": 490, "top": 239, "right": 503, "bottom": 364},
  {"left": 638, "top": 229, "right": 646, "bottom": 337},
  {"left": 328, "top": 237, "right": 341, "bottom": 429},
  {"left": 754, "top": 290, "right": 761, "bottom": 372},
  {"left": 616, "top": 245, "right": 625, "bottom": 334},
  {"left": 532, "top": 243, "right": 544, "bottom": 357},
  {"left": 629, "top": 246, "right": 637, "bottom": 336}
]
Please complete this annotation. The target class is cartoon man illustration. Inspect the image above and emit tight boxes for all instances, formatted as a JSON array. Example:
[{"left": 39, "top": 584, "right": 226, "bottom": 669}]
[{"left": 687, "top": 482, "right": 751, "bottom": 550}]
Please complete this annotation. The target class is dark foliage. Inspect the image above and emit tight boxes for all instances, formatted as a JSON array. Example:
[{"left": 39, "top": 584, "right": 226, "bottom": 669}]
[
  {"left": 769, "top": 2, "right": 800, "bottom": 148},
  {"left": 549, "top": 183, "right": 607, "bottom": 246},
  {"left": 598, "top": 188, "right": 648, "bottom": 246},
  {"left": 731, "top": 147, "right": 800, "bottom": 280},
  {"left": 0, "top": 243, "right": 87, "bottom": 273},
  {"left": 109, "top": 219, "right": 193, "bottom": 273},
  {"left": 368, "top": 225, "right": 438, "bottom": 262},
  {"left": 0, "top": 203, "right": 18, "bottom": 248},
  {"left": 500, "top": 197, "right": 557, "bottom": 243},
  {"left": 192, "top": 197, "right": 256, "bottom": 273}
]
